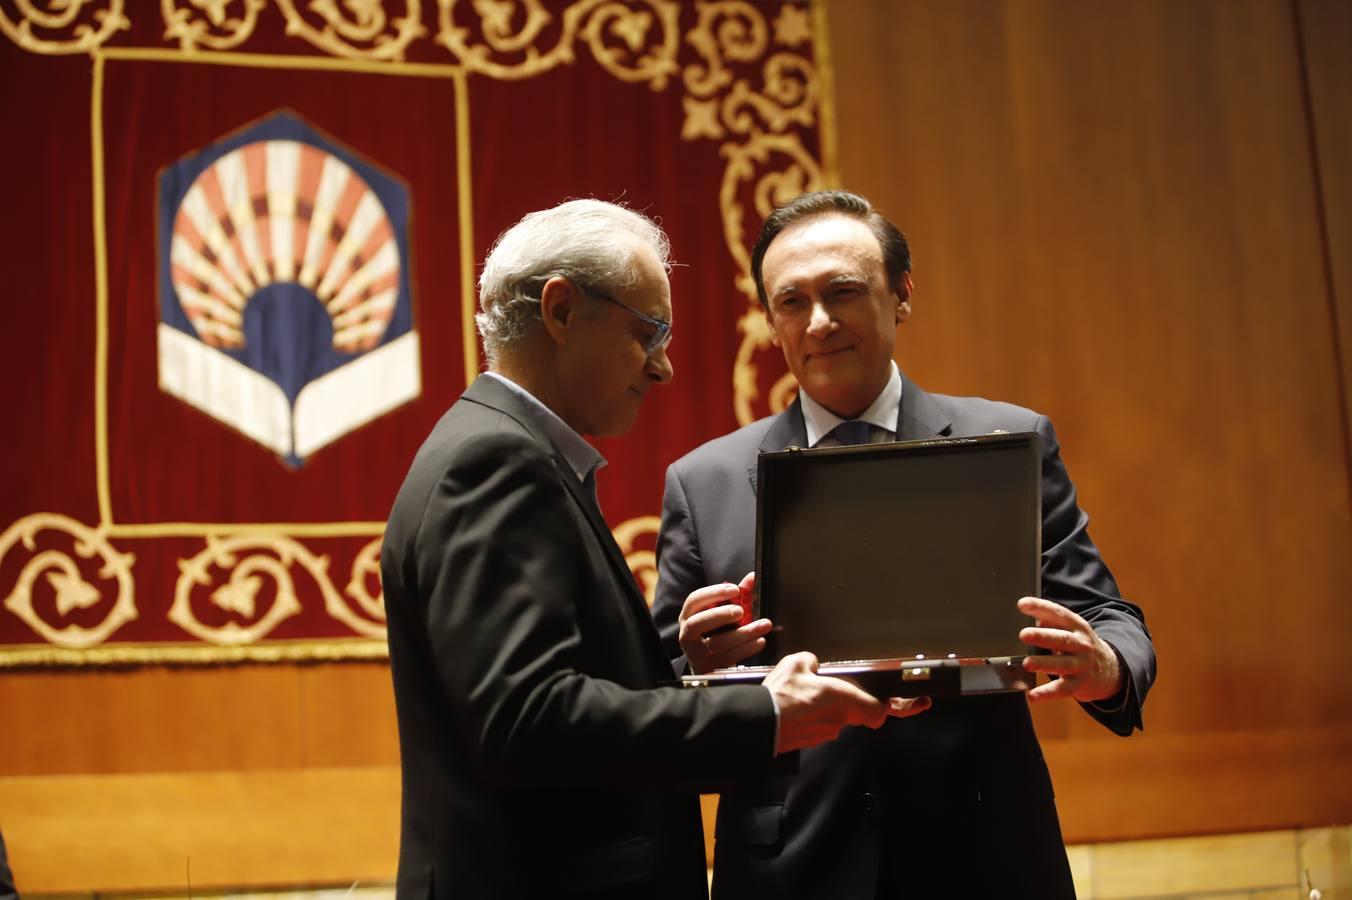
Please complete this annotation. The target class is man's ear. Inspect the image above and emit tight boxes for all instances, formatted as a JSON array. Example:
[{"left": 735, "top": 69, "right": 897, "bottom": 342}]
[
  {"left": 538, "top": 276, "right": 582, "bottom": 346},
  {"left": 763, "top": 303, "right": 783, "bottom": 348},
  {"left": 895, "top": 272, "right": 914, "bottom": 326}
]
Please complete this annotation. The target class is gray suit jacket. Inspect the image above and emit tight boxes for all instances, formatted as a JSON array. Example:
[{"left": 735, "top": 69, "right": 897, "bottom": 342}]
[
  {"left": 654, "top": 371, "right": 1155, "bottom": 898},
  {"left": 383, "top": 375, "right": 777, "bottom": 900}
]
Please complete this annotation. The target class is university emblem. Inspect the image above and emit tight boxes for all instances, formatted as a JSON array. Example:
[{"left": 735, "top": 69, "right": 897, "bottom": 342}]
[{"left": 156, "top": 110, "right": 419, "bottom": 466}]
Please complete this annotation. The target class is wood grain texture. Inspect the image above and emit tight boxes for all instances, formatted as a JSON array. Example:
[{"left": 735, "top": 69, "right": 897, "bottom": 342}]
[
  {"left": 0, "top": 767, "right": 400, "bottom": 892},
  {"left": 1091, "top": 830, "right": 1297, "bottom": 898},
  {"left": 1297, "top": 0, "right": 1352, "bottom": 473},
  {"left": 3, "top": 2, "right": 1351, "bottom": 891},
  {"left": 1043, "top": 726, "right": 1352, "bottom": 841},
  {"left": 824, "top": 0, "right": 1352, "bottom": 840},
  {"left": 0, "top": 662, "right": 397, "bottom": 775}
]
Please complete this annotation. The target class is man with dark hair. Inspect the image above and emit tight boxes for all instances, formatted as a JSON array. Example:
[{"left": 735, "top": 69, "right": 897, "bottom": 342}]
[
  {"left": 382, "top": 198, "right": 923, "bottom": 900},
  {"left": 654, "top": 190, "right": 1155, "bottom": 898}
]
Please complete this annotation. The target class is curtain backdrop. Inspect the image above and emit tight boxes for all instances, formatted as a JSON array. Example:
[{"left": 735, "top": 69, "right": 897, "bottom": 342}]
[{"left": 0, "top": 0, "right": 827, "bottom": 665}]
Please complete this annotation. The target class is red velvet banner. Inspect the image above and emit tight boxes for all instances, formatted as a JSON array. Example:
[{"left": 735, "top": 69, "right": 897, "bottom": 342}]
[{"left": 0, "top": 0, "right": 827, "bottom": 665}]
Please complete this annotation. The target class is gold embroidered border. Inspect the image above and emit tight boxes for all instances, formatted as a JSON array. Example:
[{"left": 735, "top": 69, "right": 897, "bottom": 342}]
[
  {"left": 0, "top": 637, "right": 390, "bottom": 668},
  {"left": 0, "top": 0, "right": 837, "bottom": 664}
]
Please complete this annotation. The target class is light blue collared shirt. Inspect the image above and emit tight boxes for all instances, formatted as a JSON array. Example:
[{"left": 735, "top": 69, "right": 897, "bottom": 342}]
[
  {"left": 482, "top": 372, "right": 606, "bottom": 486},
  {"left": 801, "top": 361, "right": 903, "bottom": 447}
]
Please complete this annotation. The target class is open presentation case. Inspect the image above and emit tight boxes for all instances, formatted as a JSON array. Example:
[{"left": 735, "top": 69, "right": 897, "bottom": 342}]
[{"left": 681, "top": 431, "right": 1043, "bottom": 698}]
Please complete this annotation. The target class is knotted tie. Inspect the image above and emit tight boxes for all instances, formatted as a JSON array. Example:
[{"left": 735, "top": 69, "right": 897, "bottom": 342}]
[{"left": 830, "top": 419, "right": 873, "bottom": 446}]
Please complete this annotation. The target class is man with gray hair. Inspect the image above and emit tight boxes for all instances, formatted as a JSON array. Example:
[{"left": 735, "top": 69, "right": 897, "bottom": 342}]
[{"left": 381, "top": 199, "right": 921, "bottom": 900}]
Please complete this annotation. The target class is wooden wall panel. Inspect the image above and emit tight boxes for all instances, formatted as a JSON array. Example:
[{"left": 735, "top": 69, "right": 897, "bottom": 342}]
[
  {"left": 3, "top": 1, "right": 1351, "bottom": 891},
  {"left": 823, "top": 0, "right": 1352, "bottom": 840},
  {"left": 0, "top": 768, "right": 400, "bottom": 892},
  {"left": 1298, "top": 0, "right": 1352, "bottom": 464},
  {"left": 0, "top": 663, "right": 401, "bottom": 890},
  {"left": 0, "top": 662, "right": 397, "bottom": 776}
]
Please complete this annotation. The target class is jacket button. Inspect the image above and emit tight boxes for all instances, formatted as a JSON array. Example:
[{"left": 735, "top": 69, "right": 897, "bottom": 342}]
[{"left": 863, "top": 791, "right": 881, "bottom": 823}]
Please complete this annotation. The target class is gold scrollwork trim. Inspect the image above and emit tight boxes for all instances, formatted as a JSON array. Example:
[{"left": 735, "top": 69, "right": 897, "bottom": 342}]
[
  {"left": 5, "top": 1, "right": 837, "bottom": 665},
  {"left": 683, "top": 6, "right": 816, "bottom": 139},
  {"left": 0, "top": 0, "right": 129, "bottom": 55},
  {"left": 345, "top": 537, "right": 386, "bottom": 622},
  {"left": 170, "top": 536, "right": 304, "bottom": 645},
  {"left": 731, "top": 306, "right": 800, "bottom": 423},
  {"left": 169, "top": 533, "right": 387, "bottom": 646},
  {"left": 766, "top": 369, "right": 798, "bottom": 414},
  {"left": 677, "top": 3, "right": 828, "bottom": 424},
  {"left": 611, "top": 515, "right": 659, "bottom": 606},
  {"left": 683, "top": 0, "right": 765, "bottom": 99},
  {"left": 809, "top": 0, "right": 838, "bottom": 186},
  {"left": 720, "top": 51, "right": 815, "bottom": 136},
  {"left": 436, "top": 0, "right": 680, "bottom": 89},
  {"left": 0, "top": 637, "right": 388, "bottom": 667},
  {"left": 0, "top": 513, "right": 137, "bottom": 649},
  {"left": 161, "top": 0, "right": 267, "bottom": 52},
  {"left": 275, "top": 0, "right": 427, "bottom": 62},
  {"left": 719, "top": 131, "right": 822, "bottom": 423},
  {"left": 719, "top": 131, "right": 821, "bottom": 300},
  {"left": 0, "top": 511, "right": 672, "bottom": 663}
]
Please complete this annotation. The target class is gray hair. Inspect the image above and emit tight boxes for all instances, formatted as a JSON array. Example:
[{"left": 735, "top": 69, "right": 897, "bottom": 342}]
[{"left": 476, "top": 199, "right": 672, "bottom": 363}]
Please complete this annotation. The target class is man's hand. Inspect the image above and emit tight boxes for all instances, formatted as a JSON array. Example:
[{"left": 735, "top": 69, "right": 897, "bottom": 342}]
[
  {"left": 1018, "top": 596, "right": 1124, "bottom": 703},
  {"left": 678, "top": 572, "right": 772, "bottom": 674},
  {"left": 765, "top": 652, "right": 931, "bottom": 755}
]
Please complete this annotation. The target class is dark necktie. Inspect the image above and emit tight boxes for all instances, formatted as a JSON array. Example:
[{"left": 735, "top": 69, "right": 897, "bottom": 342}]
[{"left": 830, "top": 419, "right": 873, "bottom": 446}]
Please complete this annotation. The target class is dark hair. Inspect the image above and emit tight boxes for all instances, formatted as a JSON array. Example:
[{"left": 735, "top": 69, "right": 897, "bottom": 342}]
[{"left": 750, "top": 190, "right": 911, "bottom": 306}]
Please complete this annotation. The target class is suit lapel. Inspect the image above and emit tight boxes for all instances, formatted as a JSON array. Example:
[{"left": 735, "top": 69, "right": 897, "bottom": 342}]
[
  {"left": 748, "top": 396, "right": 810, "bottom": 494},
  {"left": 895, "top": 369, "right": 954, "bottom": 441},
  {"left": 554, "top": 458, "right": 648, "bottom": 600},
  {"left": 462, "top": 376, "right": 668, "bottom": 664}
]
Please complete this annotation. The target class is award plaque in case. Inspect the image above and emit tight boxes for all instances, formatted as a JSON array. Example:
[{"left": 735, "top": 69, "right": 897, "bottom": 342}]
[{"left": 681, "top": 431, "right": 1042, "bottom": 698}]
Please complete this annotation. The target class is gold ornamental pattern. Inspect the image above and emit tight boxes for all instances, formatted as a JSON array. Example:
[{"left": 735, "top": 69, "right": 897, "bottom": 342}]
[
  {"left": 0, "top": 514, "right": 137, "bottom": 649},
  {"left": 159, "top": 0, "right": 429, "bottom": 58},
  {"left": 345, "top": 538, "right": 387, "bottom": 626},
  {"left": 1, "top": 0, "right": 833, "bottom": 662},
  {"left": 434, "top": 0, "right": 825, "bottom": 423},
  {"left": 276, "top": 0, "right": 427, "bottom": 61},
  {"left": 0, "top": 515, "right": 391, "bottom": 661},
  {"left": 161, "top": 0, "right": 267, "bottom": 51},
  {"left": 683, "top": 1, "right": 824, "bottom": 425},
  {"left": 0, "top": 0, "right": 129, "bottom": 54},
  {"left": 169, "top": 533, "right": 388, "bottom": 645},
  {"left": 0, "top": 0, "right": 824, "bottom": 421},
  {"left": 436, "top": 0, "right": 681, "bottom": 88},
  {"left": 612, "top": 515, "right": 659, "bottom": 606}
]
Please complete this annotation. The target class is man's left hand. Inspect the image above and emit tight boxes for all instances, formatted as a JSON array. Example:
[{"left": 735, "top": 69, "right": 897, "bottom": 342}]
[{"left": 1017, "top": 596, "right": 1124, "bottom": 704}]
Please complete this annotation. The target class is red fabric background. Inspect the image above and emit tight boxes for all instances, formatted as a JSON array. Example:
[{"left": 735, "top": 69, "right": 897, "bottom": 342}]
[{"left": 0, "top": 0, "right": 819, "bottom": 662}]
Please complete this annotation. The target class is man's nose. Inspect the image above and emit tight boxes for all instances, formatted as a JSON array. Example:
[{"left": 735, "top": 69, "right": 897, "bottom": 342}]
[
  {"left": 647, "top": 343, "right": 674, "bottom": 384},
  {"left": 806, "top": 300, "right": 834, "bottom": 336}
]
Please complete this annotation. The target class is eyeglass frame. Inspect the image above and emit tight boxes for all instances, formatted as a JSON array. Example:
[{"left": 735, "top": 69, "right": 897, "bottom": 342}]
[{"left": 526, "top": 276, "right": 672, "bottom": 356}]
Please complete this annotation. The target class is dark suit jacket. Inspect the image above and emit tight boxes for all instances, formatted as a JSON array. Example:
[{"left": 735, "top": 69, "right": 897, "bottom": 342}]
[
  {"left": 0, "top": 830, "right": 17, "bottom": 900},
  {"left": 654, "top": 372, "right": 1155, "bottom": 899},
  {"left": 382, "top": 376, "right": 777, "bottom": 900}
]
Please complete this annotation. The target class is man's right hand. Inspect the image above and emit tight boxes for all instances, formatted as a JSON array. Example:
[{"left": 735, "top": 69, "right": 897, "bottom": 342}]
[
  {"left": 764, "top": 651, "right": 931, "bottom": 755},
  {"left": 678, "top": 572, "right": 772, "bottom": 674}
]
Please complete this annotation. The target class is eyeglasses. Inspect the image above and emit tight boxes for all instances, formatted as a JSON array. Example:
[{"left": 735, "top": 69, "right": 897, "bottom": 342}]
[
  {"left": 580, "top": 286, "right": 673, "bottom": 357},
  {"left": 525, "top": 277, "right": 673, "bottom": 356}
]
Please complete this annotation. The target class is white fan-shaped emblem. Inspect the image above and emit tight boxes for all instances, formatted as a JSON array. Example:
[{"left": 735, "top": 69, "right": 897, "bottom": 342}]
[{"left": 169, "top": 140, "right": 400, "bottom": 353}]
